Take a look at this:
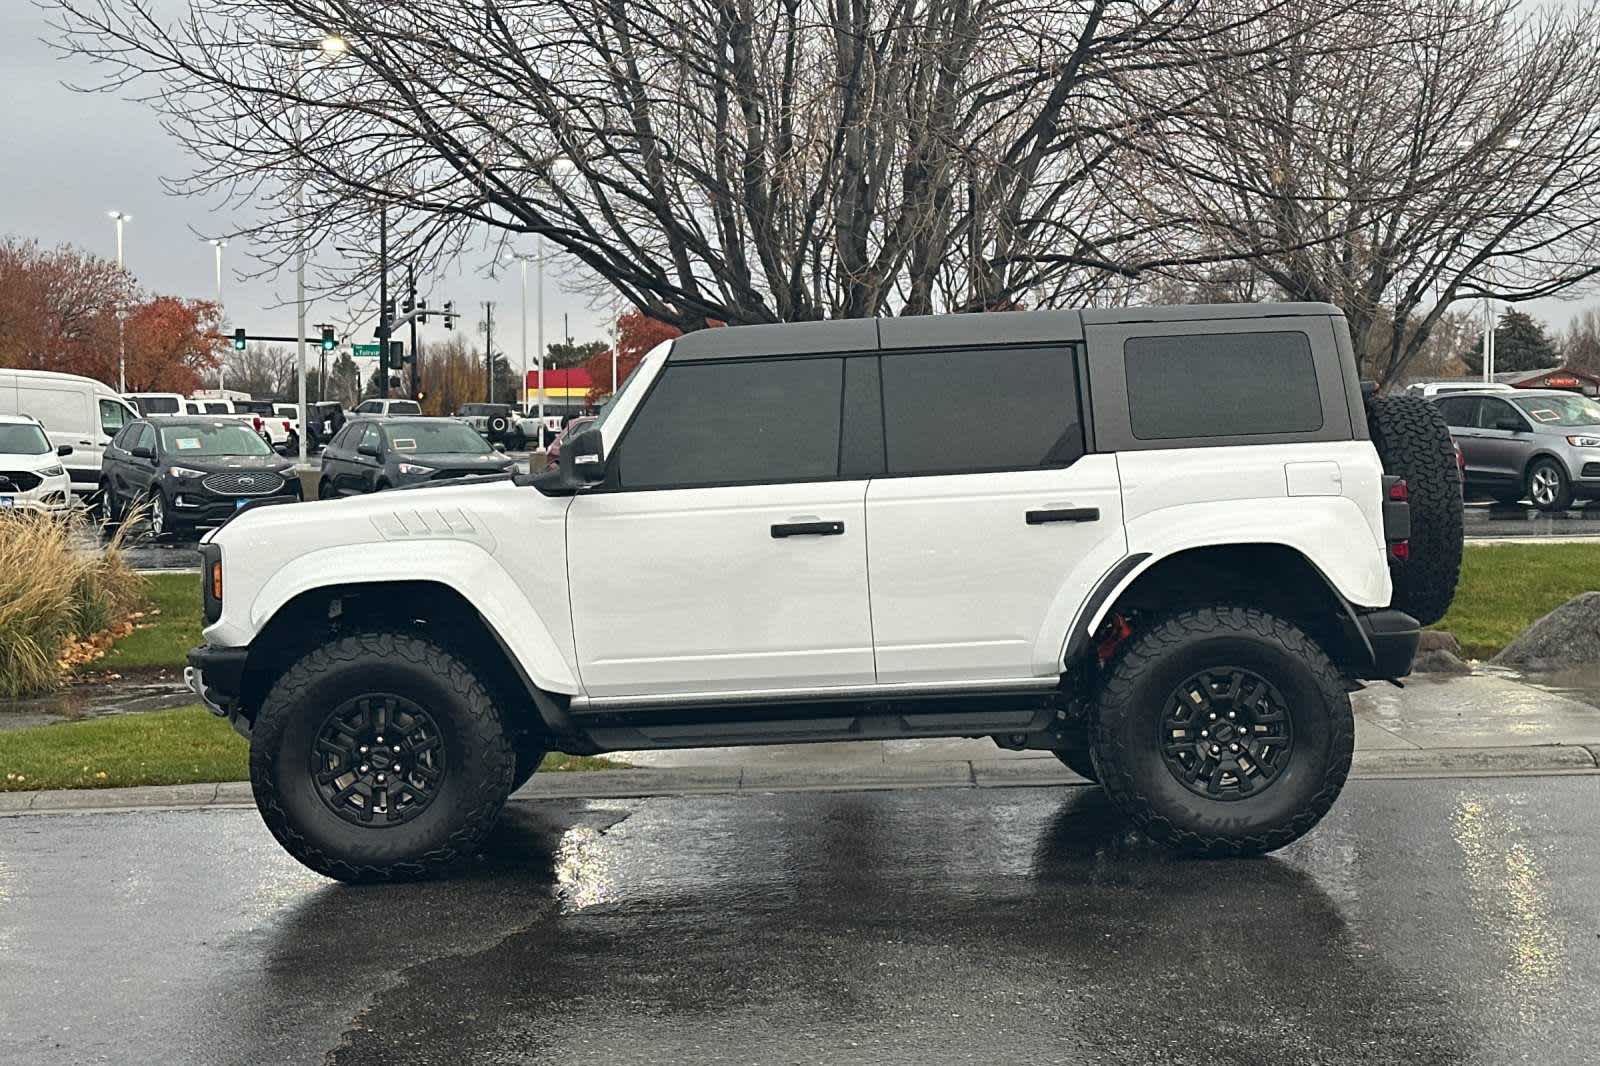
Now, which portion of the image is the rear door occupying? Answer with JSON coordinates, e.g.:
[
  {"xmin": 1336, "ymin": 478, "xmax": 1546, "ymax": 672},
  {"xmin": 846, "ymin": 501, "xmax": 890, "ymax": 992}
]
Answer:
[
  {"xmin": 1436, "ymin": 397, "xmax": 1487, "ymax": 486},
  {"xmin": 864, "ymin": 344, "xmax": 1125, "ymax": 684}
]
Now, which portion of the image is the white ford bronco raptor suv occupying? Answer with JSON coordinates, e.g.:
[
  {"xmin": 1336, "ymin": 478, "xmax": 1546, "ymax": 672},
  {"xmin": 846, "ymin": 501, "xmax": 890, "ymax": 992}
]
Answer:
[{"xmin": 186, "ymin": 304, "xmax": 1461, "ymax": 882}]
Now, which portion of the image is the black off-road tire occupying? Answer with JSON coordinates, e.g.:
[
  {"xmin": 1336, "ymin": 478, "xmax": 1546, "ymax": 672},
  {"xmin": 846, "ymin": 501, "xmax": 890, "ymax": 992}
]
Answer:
[
  {"xmin": 1089, "ymin": 607, "xmax": 1354, "ymax": 857},
  {"xmin": 1052, "ymin": 747, "xmax": 1099, "ymax": 783},
  {"xmin": 1364, "ymin": 395, "xmax": 1462, "ymax": 625},
  {"xmin": 249, "ymin": 631, "xmax": 516, "ymax": 883}
]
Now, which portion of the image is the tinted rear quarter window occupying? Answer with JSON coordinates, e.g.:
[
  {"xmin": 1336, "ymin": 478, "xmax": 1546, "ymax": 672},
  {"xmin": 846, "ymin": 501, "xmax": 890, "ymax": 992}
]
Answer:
[
  {"xmin": 880, "ymin": 347, "xmax": 1082, "ymax": 474},
  {"xmin": 618, "ymin": 358, "xmax": 843, "ymax": 489},
  {"xmin": 1124, "ymin": 331, "xmax": 1322, "ymax": 440}
]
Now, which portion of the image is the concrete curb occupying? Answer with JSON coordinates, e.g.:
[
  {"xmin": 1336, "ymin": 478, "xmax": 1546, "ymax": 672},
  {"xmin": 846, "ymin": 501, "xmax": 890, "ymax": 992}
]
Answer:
[{"xmin": 3, "ymin": 745, "xmax": 1597, "ymax": 816}]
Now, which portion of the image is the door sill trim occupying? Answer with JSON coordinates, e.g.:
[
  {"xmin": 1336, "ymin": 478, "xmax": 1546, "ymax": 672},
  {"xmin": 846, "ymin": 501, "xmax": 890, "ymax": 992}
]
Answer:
[{"xmin": 569, "ymin": 676, "xmax": 1058, "ymax": 713}]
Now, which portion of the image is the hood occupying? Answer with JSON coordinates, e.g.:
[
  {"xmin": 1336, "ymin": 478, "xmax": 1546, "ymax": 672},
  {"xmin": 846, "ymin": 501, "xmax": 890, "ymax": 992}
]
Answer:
[
  {"xmin": 165, "ymin": 453, "xmax": 290, "ymax": 474},
  {"xmin": 0, "ymin": 450, "xmax": 65, "ymax": 471},
  {"xmin": 395, "ymin": 452, "xmax": 512, "ymax": 468}
]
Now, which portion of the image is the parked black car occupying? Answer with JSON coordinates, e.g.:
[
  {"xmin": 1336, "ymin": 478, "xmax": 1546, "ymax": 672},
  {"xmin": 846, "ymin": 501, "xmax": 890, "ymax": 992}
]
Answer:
[
  {"xmin": 315, "ymin": 417, "xmax": 515, "ymax": 498},
  {"xmin": 100, "ymin": 418, "xmax": 300, "ymax": 537}
]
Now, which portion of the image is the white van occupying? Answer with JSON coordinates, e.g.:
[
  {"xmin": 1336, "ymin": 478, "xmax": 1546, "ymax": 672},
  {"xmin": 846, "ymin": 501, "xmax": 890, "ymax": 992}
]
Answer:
[{"xmin": 0, "ymin": 369, "xmax": 138, "ymax": 498}]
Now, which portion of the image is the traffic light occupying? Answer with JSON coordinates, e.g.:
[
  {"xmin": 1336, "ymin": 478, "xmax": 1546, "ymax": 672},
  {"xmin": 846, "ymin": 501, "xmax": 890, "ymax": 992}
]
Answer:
[
  {"xmin": 320, "ymin": 325, "xmax": 336, "ymax": 352},
  {"xmin": 389, "ymin": 340, "xmax": 405, "ymax": 366},
  {"xmin": 402, "ymin": 294, "xmax": 415, "ymax": 315},
  {"xmin": 232, "ymin": 328, "xmax": 247, "ymax": 351},
  {"xmin": 443, "ymin": 301, "xmax": 455, "ymax": 330},
  {"xmin": 382, "ymin": 299, "xmax": 395, "ymax": 323},
  {"xmin": 417, "ymin": 299, "xmax": 429, "ymax": 324}
]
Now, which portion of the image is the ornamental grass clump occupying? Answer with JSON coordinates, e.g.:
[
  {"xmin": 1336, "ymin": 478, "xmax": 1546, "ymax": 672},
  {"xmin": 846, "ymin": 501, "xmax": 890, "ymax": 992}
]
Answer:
[{"xmin": 0, "ymin": 510, "xmax": 144, "ymax": 699}]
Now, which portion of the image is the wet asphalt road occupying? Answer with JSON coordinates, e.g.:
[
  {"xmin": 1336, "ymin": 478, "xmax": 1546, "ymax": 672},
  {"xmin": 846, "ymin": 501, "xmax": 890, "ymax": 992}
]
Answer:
[{"xmin": 3, "ymin": 777, "xmax": 1600, "ymax": 1065}]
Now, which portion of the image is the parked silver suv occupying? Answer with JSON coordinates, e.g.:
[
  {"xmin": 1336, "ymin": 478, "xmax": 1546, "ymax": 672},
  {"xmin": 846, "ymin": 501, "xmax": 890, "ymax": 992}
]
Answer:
[{"xmin": 1433, "ymin": 389, "xmax": 1600, "ymax": 511}]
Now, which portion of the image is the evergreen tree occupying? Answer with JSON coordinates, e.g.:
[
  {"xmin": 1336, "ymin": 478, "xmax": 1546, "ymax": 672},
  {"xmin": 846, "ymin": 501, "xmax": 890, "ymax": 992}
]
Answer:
[{"xmin": 1461, "ymin": 309, "xmax": 1560, "ymax": 375}]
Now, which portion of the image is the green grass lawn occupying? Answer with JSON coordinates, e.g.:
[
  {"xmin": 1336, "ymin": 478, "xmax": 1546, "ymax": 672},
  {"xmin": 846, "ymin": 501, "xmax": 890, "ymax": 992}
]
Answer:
[
  {"xmin": 1435, "ymin": 543, "xmax": 1600, "ymax": 659},
  {"xmin": 91, "ymin": 572, "xmax": 199, "ymax": 674},
  {"xmin": 0, "ymin": 706, "xmax": 624, "ymax": 792}
]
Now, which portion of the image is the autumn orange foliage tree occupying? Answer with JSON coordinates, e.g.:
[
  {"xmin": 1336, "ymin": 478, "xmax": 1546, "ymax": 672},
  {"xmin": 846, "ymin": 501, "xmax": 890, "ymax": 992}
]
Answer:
[
  {"xmin": 584, "ymin": 311, "xmax": 682, "ymax": 405},
  {"xmin": 0, "ymin": 236, "xmax": 222, "ymax": 392}
]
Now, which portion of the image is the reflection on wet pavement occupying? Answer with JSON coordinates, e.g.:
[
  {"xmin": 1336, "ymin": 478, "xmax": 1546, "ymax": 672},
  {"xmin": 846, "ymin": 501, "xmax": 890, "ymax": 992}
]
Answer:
[{"xmin": 3, "ymin": 779, "xmax": 1600, "ymax": 1065}]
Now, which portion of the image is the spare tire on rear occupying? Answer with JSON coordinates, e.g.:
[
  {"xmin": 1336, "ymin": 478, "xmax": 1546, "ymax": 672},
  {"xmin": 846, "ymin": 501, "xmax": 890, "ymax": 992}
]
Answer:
[{"xmin": 1365, "ymin": 395, "xmax": 1462, "ymax": 626}]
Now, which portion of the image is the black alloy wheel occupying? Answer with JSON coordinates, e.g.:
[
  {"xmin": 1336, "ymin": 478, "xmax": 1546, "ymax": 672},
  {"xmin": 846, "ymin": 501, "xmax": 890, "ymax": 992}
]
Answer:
[
  {"xmin": 1158, "ymin": 667, "xmax": 1293, "ymax": 800},
  {"xmin": 310, "ymin": 695, "xmax": 447, "ymax": 827}
]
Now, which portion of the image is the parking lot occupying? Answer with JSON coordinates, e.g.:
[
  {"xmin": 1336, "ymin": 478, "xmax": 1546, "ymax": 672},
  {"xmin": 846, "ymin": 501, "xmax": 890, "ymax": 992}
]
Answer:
[{"xmin": 3, "ymin": 776, "xmax": 1599, "ymax": 1065}]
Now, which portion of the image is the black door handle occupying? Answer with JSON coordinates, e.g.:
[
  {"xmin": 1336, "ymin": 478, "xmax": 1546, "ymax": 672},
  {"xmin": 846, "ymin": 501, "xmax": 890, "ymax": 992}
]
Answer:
[
  {"xmin": 1026, "ymin": 507, "xmax": 1100, "ymax": 525},
  {"xmin": 772, "ymin": 521, "xmax": 845, "ymax": 538}
]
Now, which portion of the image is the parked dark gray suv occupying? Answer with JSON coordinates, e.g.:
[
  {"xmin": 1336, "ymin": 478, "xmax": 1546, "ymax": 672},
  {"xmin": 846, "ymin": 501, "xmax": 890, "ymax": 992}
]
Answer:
[
  {"xmin": 1432, "ymin": 389, "xmax": 1600, "ymax": 511},
  {"xmin": 100, "ymin": 418, "xmax": 299, "ymax": 537},
  {"xmin": 315, "ymin": 417, "xmax": 515, "ymax": 498}
]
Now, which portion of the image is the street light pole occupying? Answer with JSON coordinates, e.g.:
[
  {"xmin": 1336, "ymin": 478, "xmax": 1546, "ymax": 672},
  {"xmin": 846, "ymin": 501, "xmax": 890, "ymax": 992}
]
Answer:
[
  {"xmin": 536, "ymin": 236, "xmax": 545, "ymax": 445},
  {"xmin": 210, "ymin": 239, "xmax": 226, "ymax": 391},
  {"xmin": 108, "ymin": 211, "xmax": 130, "ymax": 392}
]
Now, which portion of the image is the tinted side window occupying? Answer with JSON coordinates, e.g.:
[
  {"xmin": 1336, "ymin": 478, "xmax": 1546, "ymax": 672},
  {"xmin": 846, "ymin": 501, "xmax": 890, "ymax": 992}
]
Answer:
[
  {"xmin": 361, "ymin": 424, "xmax": 383, "ymax": 452},
  {"xmin": 618, "ymin": 358, "xmax": 843, "ymax": 489},
  {"xmin": 1435, "ymin": 397, "xmax": 1478, "ymax": 428},
  {"xmin": 1477, "ymin": 398, "xmax": 1525, "ymax": 431},
  {"xmin": 135, "ymin": 424, "xmax": 155, "ymax": 451},
  {"xmin": 881, "ymin": 347, "xmax": 1082, "ymax": 475},
  {"xmin": 1124, "ymin": 332, "xmax": 1322, "ymax": 440}
]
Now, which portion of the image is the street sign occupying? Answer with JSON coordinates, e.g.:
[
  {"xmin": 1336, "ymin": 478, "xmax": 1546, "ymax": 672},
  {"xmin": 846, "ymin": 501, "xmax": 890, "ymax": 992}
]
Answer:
[{"xmin": 351, "ymin": 343, "xmax": 381, "ymax": 357}]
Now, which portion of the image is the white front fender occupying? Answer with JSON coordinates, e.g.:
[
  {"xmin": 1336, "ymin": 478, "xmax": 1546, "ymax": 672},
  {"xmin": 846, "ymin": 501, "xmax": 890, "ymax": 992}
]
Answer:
[{"xmin": 213, "ymin": 540, "xmax": 581, "ymax": 695}]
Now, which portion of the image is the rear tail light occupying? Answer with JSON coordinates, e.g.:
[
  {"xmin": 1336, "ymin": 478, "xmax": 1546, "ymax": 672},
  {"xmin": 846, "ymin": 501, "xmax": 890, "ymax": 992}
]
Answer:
[
  {"xmin": 1387, "ymin": 478, "xmax": 1408, "ymax": 501},
  {"xmin": 1389, "ymin": 540, "xmax": 1410, "ymax": 562},
  {"xmin": 252, "ymin": 416, "xmax": 264, "ymax": 432},
  {"xmin": 282, "ymin": 420, "xmax": 291, "ymax": 432}
]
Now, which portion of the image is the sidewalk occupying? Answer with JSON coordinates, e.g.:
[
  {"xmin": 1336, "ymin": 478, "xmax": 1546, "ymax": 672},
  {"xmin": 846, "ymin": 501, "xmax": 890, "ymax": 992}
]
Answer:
[{"xmin": 3, "ymin": 671, "xmax": 1599, "ymax": 815}]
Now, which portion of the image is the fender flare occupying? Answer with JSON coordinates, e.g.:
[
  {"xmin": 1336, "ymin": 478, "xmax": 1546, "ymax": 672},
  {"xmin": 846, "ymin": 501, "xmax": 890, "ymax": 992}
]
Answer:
[{"xmin": 249, "ymin": 540, "xmax": 580, "ymax": 694}]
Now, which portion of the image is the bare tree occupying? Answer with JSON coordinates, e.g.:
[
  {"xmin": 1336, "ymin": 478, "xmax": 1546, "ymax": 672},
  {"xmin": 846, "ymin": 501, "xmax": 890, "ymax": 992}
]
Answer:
[
  {"xmin": 51, "ymin": 0, "xmax": 1375, "ymax": 330},
  {"xmin": 1121, "ymin": 0, "xmax": 1600, "ymax": 385},
  {"xmin": 201, "ymin": 342, "xmax": 295, "ymax": 398}
]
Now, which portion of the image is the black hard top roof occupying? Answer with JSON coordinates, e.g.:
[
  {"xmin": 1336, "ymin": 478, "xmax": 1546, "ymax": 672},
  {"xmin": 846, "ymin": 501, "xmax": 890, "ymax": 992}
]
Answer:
[{"xmin": 668, "ymin": 303, "xmax": 1344, "ymax": 362}]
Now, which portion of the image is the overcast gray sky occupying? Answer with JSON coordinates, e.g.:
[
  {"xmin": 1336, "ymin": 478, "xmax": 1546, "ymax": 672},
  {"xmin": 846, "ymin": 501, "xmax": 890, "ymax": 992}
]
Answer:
[
  {"xmin": 0, "ymin": 3, "xmax": 616, "ymax": 368},
  {"xmin": 2, "ymin": 2, "xmax": 1593, "ymax": 364}
]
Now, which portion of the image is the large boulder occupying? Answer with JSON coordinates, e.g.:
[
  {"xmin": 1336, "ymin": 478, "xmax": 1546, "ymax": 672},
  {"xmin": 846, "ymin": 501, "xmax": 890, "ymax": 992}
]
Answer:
[{"xmin": 1491, "ymin": 592, "xmax": 1600, "ymax": 671}]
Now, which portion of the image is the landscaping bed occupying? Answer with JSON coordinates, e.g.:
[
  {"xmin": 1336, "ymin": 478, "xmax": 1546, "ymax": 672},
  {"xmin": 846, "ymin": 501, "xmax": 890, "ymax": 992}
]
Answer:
[{"xmin": 1434, "ymin": 543, "xmax": 1600, "ymax": 660}]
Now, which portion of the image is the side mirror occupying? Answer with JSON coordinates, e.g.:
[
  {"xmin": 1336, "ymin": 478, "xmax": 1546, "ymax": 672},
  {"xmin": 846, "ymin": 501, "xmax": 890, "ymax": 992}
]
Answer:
[
  {"xmin": 357, "ymin": 443, "xmax": 381, "ymax": 459},
  {"xmin": 493, "ymin": 443, "xmax": 507, "ymax": 453},
  {"xmin": 56, "ymin": 444, "xmax": 73, "ymax": 457},
  {"xmin": 131, "ymin": 444, "xmax": 154, "ymax": 460},
  {"xmin": 558, "ymin": 426, "xmax": 607, "ymax": 486}
]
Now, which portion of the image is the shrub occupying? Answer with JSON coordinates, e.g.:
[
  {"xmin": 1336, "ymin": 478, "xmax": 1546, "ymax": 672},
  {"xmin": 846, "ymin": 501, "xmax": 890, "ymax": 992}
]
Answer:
[{"xmin": 0, "ymin": 510, "xmax": 144, "ymax": 699}]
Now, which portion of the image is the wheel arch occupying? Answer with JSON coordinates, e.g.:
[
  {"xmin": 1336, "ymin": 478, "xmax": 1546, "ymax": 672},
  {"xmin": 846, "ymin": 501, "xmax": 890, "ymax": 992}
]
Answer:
[
  {"xmin": 1068, "ymin": 543, "xmax": 1375, "ymax": 678},
  {"xmin": 237, "ymin": 579, "xmax": 584, "ymax": 748},
  {"xmin": 1522, "ymin": 449, "xmax": 1570, "ymax": 480}
]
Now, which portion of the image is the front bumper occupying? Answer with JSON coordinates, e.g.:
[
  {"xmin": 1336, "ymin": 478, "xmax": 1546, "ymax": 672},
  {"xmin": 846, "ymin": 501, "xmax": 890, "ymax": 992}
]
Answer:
[
  {"xmin": 168, "ymin": 483, "xmax": 299, "ymax": 528},
  {"xmin": 185, "ymin": 644, "xmax": 251, "ymax": 738}
]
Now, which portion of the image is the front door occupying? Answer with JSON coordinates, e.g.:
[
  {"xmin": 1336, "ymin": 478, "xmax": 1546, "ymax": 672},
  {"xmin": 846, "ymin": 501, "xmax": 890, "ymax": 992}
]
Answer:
[
  {"xmin": 1472, "ymin": 396, "xmax": 1535, "ymax": 490},
  {"xmin": 863, "ymin": 344, "xmax": 1125, "ymax": 684},
  {"xmin": 566, "ymin": 355, "xmax": 874, "ymax": 699}
]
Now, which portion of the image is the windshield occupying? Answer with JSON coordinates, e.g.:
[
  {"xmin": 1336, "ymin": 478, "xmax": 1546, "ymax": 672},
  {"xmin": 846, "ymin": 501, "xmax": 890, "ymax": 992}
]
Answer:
[
  {"xmin": 1511, "ymin": 394, "xmax": 1600, "ymax": 427},
  {"xmin": 591, "ymin": 339, "xmax": 671, "ymax": 436},
  {"xmin": 158, "ymin": 423, "xmax": 275, "ymax": 457},
  {"xmin": 383, "ymin": 421, "xmax": 493, "ymax": 454},
  {"xmin": 388, "ymin": 401, "xmax": 422, "ymax": 415},
  {"xmin": 0, "ymin": 423, "xmax": 51, "ymax": 455}
]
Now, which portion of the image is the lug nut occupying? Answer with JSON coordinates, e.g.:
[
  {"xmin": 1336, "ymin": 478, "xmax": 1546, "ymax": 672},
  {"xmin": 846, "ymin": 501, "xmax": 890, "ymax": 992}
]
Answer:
[
  {"xmin": 359, "ymin": 764, "xmax": 369, "ymax": 773},
  {"xmin": 393, "ymin": 746, "xmax": 402, "ymax": 753},
  {"xmin": 375, "ymin": 736, "xmax": 384, "ymax": 744},
  {"xmin": 359, "ymin": 745, "xmax": 368, "ymax": 754},
  {"xmin": 1201, "ymin": 729, "xmax": 1209, "ymax": 738},
  {"xmin": 1210, "ymin": 745, "xmax": 1221, "ymax": 755},
  {"xmin": 1229, "ymin": 743, "xmax": 1239, "ymax": 752},
  {"xmin": 377, "ymin": 774, "xmax": 385, "ymax": 783},
  {"xmin": 1208, "ymin": 712, "xmax": 1217, "ymax": 720},
  {"xmin": 1227, "ymin": 711, "xmax": 1236, "ymax": 720}
]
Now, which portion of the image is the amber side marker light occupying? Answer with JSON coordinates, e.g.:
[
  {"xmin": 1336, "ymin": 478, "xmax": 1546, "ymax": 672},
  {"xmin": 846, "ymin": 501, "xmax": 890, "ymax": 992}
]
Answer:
[{"xmin": 210, "ymin": 560, "xmax": 223, "ymax": 601}]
